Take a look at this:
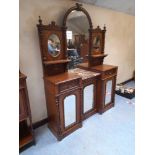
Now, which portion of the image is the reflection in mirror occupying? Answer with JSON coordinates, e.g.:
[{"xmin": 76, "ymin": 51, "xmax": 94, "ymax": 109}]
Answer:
[
  {"xmin": 64, "ymin": 95, "xmax": 76, "ymax": 127},
  {"xmin": 66, "ymin": 11, "xmax": 90, "ymax": 69},
  {"xmin": 105, "ymin": 80, "xmax": 112, "ymax": 105},
  {"xmin": 93, "ymin": 36, "xmax": 101, "ymax": 54},
  {"xmin": 47, "ymin": 34, "xmax": 60, "ymax": 57},
  {"xmin": 84, "ymin": 84, "xmax": 94, "ymax": 113}
]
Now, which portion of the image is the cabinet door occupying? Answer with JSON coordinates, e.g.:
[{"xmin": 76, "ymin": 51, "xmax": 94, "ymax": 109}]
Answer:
[
  {"xmin": 83, "ymin": 84, "xmax": 94, "ymax": 113},
  {"xmin": 64, "ymin": 95, "xmax": 76, "ymax": 127},
  {"xmin": 19, "ymin": 88, "xmax": 28, "ymax": 121},
  {"xmin": 103, "ymin": 76, "xmax": 116, "ymax": 106},
  {"xmin": 59, "ymin": 89, "xmax": 81, "ymax": 131}
]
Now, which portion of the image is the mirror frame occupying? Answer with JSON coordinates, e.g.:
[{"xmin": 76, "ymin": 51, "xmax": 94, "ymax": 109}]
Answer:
[
  {"xmin": 37, "ymin": 20, "xmax": 67, "ymax": 61},
  {"xmin": 37, "ymin": 3, "xmax": 108, "ymax": 77},
  {"xmin": 62, "ymin": 3, "xmax": 93, "ymax": 62}
]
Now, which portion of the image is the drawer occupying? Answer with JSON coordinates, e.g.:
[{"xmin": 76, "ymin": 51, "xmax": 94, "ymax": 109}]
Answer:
[
  {"xmin": 102, "ymin": 68, "xmax": 117, "ymax": 79},
  {"xmin": 82, "ymin": 75, "xmax": 98, "ymax": 85},
  {"xmin": 58, "ymin": 79, "xmax": 81, "ymax": 93}
]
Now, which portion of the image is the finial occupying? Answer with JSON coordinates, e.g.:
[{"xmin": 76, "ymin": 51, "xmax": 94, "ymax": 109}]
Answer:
[
  {"xmin": 51, "ymin": 21, "xmax": 55, "ymax": 26},
  {"xmin": 104, "ymin": 24, "xmax": 106, "ymax": 31},
  {"xmin": 76, "ymin": 3, "xmax": 82, "ymax": 9},
  {"xmin": 38, "ymin": 16, "xmax": 42, "ymax": 25}
]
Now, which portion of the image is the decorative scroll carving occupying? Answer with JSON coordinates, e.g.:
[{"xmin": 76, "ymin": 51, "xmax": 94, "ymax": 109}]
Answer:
[
  {"xmin": 63, "ymin": 3, "xmax": 93, "ymax": 29},
  {"xmin": 103, "ymin": 24, "xmax": 106, "ymax": 31},
  {"xmin": 94, "ymin": 26, "xmax": 101, "ymax": 31},
  {"xmin": 55, "ymin": 97, "xmax": 62, "ymax": 135},
  {"xmin": 75, "ymin": 3, "xmax": 83, "ymax": 11},
  {"xmin": 38, "ymin": 16, "xmax": 42, "ymax": 25},
  {"xmin": 104, "ymin": 69, "xmax": 117, "ymax": 77},
  {"xmin": 59, "ymin": 79, "xmax": 79, "ymax": 93}
]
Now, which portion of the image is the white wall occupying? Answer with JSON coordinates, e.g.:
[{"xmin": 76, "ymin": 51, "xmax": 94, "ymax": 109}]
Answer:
[{"xmin": 19, "ymin": 0, "xmax": 135, "ymax": 123}]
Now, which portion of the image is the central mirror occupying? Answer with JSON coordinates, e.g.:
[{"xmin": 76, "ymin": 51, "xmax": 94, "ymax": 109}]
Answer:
[{"xmin": 66, "ymin": 10, "xmax": 90, "ymax": 69}]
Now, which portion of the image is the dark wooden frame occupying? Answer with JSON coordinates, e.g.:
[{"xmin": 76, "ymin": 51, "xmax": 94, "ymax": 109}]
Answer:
[
  {"xmin": 89, "ymin": 25, "xmax": 108, "ymax": 66},
  {"xmin": 62, "ymin": 3, "xmax": 108, "ymax": 67},
  {"xmin": 37, "ymin": 3, "xmax": 109, "ymax": 75},
  {"xmin": 62, "ymin": 3, "xmax": 93, "ymax": 65},
  {"xmin": 36, "ymin": 3, "xmax": 118, "ymax": 141},
  {"xmin": 37, "ymin": 20, "xmax": 67, "ymax": 61},
  {"xmin": 19, "ymin": 88, "xmax": 28, "ymax": 121},
  {"xmin": 19, "ymin": 73, "xmax": 35, "ymax": 151},
  {"xmin": 59, "ymin": 88, "xmax": 82, "ymax": 139},
  {"xmin": 99, "ymin": 75, "xmax": 117, "ymax": 113},
  {"xmin": 77, "ymin": 63, "xmax": 118, "ymax": 114},
  {"xmin": 63, "ymin": 3, "xmax": 93, "ymax": 29},
  {"xmin": 91, "ymin": 25, "xmax": 106, "ymax": 54},
  {"xmin": 37, "ymin": 19, "xmax": 70, "ymax": 76},
  {"xmin": 44, "ymin": 73, "xmax": 82, "ymax": 141}
]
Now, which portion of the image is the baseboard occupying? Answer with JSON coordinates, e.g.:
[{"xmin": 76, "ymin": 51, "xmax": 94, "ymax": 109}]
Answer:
[
  {"xmin": 119, "ymin": 77, "xmax": 134, "ymax": 85},
  {"xmin": 32, "ymin": 117, "xmax": 48, "ymax": 129}
]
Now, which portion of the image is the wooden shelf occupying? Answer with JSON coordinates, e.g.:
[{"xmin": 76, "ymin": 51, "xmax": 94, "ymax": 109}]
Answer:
[
  {"xmin": 43, "ymin": 59, "xmax": 71, "ymax": 66},
  {"xmin": 19, "ymin": 133, "xmax": 33, "ymax": 149},
  {"xmin": 19, "ymin": 116, "xmax": 28, "ymax": 122},
  {"xmin": 19, "ymin": 121, "xmax": 34, "ymax": 149},
  {"xmin": 91, "ymin": 54, "xmax": 108, "ymax": 58}
]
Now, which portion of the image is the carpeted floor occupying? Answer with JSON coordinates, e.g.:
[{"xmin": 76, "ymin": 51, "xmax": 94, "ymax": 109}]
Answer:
[{"xmin": 20, "ymin": 81, "xmax": 135, "ymax": 155}]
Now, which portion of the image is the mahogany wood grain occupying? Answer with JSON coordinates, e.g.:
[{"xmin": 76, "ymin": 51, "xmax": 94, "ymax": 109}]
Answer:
[
  {"xmin": 78, "ymin": 63, "xmax": 118, "ymax": 113},
  {"xmin": 36, "ymin": 3, "xmax": 118, "ymax": 141},
  {"xmin": 44, "ymin": 72, "xmax": 82, "ymax": 140},
  {"xmin": 19, "ymin": 72, "xmax": 35, "ymax": 150}
]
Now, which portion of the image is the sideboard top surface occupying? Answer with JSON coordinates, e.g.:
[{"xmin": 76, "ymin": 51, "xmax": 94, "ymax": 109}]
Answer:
[
  {"xmin": 78, "ymin": 63, "xmax": 118, "ymax": 72},
  {"xmin": 69, "ymin": 68, "xmax": 100, "ymax": 80},
  {"xmin": 44, "ymin": 72, "xmax": 81, "ymax": 84},
  {"xmin": 44, "ymin": 67, "xmax": 101, "ymax": 84}
]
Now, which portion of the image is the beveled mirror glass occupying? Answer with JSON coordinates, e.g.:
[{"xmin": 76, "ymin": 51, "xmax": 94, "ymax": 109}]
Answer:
[
  {"xmin": 66, "ymin": 11, "xmax": 90, "ymax": 68},
  {"xmin": 105, "ymin": 80, "xmax": 112, "ymax": 105},
  {"xmin": 84, "ymin": 84, "xmax": 94, "ymax": 113},
  {"xmin": 64, "ymin": 95, "xmax": 76, "ymax": 127},
  {"xmin": 93, "ymin": 36, "xmax": 101, "ymax": 54},
  {"xmin": 47, "ymin": 34, "xmax": 61, "ymax": 57}
]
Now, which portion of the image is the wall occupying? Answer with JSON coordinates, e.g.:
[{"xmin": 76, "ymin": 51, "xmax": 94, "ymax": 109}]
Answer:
[{"xmin": 19, "ymin": 0, "xmax": 135, "ymax": 123}]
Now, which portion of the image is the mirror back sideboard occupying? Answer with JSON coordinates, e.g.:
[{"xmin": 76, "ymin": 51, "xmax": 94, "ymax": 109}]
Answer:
[{"xmin": 36, "ymin": 3, "xmax": 118, "ymax": 141}]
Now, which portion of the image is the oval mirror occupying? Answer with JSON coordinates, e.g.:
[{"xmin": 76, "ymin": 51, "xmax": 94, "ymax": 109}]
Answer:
[
  {"xmin": 47, "ymin": 34, "xmax": 61, "ymax": 57},
  {"xmin": 66, "ymin": 10, "xmax": 90, "ymax": 68},
  {"xmin": 93, "ymin": 36, "xmax": 101, "ymax": 54}
]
